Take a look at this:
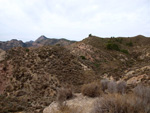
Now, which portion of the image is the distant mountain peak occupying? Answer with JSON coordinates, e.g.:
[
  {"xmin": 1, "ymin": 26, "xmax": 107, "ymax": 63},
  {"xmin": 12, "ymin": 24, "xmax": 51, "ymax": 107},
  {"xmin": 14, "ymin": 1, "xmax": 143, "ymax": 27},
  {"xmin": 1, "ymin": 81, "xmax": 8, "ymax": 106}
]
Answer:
[
  {"xmin": 35, "ymin": 35, "xmax": 48, "ymax": 43},
  {"xmin": 40, "ymin": 35, "xmax": 47, "ymax": 39}
]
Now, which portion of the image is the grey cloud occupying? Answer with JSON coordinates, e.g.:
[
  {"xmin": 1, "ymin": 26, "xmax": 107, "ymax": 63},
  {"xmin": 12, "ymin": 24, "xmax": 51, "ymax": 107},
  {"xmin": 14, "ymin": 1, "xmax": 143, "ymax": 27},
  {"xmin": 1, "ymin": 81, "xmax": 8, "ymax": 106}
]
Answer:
[{"xmin": 0, "ymin": 0, "xmax": 149, "ymax": 41}]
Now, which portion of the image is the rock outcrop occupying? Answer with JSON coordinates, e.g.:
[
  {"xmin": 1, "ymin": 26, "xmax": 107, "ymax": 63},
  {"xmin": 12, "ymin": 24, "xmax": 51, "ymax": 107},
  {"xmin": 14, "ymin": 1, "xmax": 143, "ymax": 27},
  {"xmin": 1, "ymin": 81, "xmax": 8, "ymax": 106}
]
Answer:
[{"xmin": 43, "ymin": 93, "xmax": 98, "ymax": 113}]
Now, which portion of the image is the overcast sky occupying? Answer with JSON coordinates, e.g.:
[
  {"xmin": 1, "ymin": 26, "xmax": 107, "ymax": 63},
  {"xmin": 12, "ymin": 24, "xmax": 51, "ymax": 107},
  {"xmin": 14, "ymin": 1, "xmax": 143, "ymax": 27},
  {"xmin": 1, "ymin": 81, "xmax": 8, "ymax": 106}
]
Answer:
[{"xmin": 0, "ymin": 0, "xmax": 149, "ymax": 42}]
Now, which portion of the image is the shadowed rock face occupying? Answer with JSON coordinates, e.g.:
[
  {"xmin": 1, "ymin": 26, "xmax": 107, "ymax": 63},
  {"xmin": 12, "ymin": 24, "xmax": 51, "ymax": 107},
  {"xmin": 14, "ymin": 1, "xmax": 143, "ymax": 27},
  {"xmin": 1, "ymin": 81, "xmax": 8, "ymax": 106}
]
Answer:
[{"xmin": 0, "ymin": 35, "xmax": 76, "ymax": 50}]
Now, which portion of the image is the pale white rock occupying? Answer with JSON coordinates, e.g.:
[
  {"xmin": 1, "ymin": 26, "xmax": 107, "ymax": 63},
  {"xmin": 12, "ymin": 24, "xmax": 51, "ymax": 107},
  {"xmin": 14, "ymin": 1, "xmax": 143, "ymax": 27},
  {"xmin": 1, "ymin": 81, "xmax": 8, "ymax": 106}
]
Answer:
[
  {"xmin": 127, "ymin": 74, "xmax": 147, "ymax": 85},
  {"xmin": 0, "ymin": 49, "xmax": 6, "ymax": 61},
  {"xmin": 125, "ymin": 70, "xmax": 135, "ymax": 76},
  {"xmin": 43, "ymin": 93, "xmax": 98, "ymax": 113}
]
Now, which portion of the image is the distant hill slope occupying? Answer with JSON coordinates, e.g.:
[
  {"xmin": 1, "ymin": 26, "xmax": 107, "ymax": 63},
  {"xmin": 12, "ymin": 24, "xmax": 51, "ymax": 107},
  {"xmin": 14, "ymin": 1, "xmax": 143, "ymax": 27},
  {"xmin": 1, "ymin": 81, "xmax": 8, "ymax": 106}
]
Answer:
[
  {"xmin": 69, "ymin": 34, "xmax": 150, "ymax": 81},
  {"xmin": 0, "ymin": 35, "xmax": 76, "ymax": 50},
  {"xmin": 0, "ymin": 39, "xmax": 26, "ymax": 50}
]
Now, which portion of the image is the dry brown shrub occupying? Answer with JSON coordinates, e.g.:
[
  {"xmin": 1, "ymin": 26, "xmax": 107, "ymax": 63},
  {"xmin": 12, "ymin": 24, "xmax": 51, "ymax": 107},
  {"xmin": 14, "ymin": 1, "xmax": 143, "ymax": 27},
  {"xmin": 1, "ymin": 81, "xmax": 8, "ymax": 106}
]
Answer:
[
  {"xmin": 100, "ymin": 79, "xmax": 109, "ymax": 92},
  {"xmin": 134, "ymin": 85, "xmax": 150, "ymax": 104},
  {"xmin": 91, "ymin": 93, "xmax": 150, "ymax": 113},
  {"xmin": 91, "ymin": 94, "xmax": 128, "ymax": 113},
  {"xmin": 117, "ymin": 80, "xmax": 127, "ymax": 94},
  {"xmin": 81, "ymin": 82, "xmax": 102, "ymax": 97},
  {"xmin": 56, "ymin": 87, "xmax": 73, "ymax": 107},
  {"xmin": 107, "ymin": 80, "xmax": 117, "ymax": 93},
  {"xmin": 127, "ymin": 93, "xmax": 150, "ymax": 113}
]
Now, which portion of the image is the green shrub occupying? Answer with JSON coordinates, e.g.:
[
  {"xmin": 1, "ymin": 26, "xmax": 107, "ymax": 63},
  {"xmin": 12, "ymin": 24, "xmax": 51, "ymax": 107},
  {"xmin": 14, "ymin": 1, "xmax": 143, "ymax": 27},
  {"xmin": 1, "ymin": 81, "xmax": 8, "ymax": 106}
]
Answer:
[
  {"xmin": 89, "ymin": 34, "xmax": 92, "ymax": 37},
  {"xmin": 94, "ymin": 63, "xmax": 100, "ymax": 68},
  {"xmin": 120, "ymin": 49, "xmax": 129, "ymax": 54},
  {"xmin": 111, "ymin": 36, "xmax": 115, "ymax": 38},
  {"xmin": 115, "ymin": 38, "xmax": 123, "ymax": 43},
  {"xmin": 25, "ymin": 48, "xmax": 29, "ymax": 52},
  {"xmin": 80, "ymin": 56, "xmax": 86, "ymax": 60},
  {"xmin": 126, "ymin": 42, "xmax": 133, "ymax": 47},
  {"xmin": 106, "ymin": 43, "xmax": 120, "ymax": 51}
]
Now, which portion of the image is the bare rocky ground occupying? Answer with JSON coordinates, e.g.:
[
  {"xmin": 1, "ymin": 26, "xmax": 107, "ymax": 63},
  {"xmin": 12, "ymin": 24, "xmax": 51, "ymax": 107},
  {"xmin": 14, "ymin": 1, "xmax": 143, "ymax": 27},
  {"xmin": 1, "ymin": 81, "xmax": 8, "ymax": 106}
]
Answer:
[{"xmin": 0, "ymin": 35, "xmax": 150, "ymax": 112}]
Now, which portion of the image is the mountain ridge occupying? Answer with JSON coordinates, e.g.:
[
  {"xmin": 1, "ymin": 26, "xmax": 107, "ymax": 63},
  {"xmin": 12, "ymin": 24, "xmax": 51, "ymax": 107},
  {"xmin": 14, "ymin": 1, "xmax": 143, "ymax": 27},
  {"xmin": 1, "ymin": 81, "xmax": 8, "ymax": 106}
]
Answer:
[{"xmin": 0, "ymin": 35, "xmax": 76, "ymax": 50}]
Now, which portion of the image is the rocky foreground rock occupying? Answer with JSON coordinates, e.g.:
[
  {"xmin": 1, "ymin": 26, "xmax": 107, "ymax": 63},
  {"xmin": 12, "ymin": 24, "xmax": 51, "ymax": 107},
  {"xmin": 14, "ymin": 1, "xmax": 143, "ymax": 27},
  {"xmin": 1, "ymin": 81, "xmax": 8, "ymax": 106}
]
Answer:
[{"xmin": 43, "ymin": 93, "xmax": 98, "ymax": 113}]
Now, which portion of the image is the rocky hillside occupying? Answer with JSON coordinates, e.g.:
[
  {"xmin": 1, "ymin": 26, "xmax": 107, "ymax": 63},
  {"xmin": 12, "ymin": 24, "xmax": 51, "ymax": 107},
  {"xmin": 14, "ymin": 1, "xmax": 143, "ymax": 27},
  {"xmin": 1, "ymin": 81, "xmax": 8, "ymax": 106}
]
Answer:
[
  {"xmin": 0, "ymin": 35, "xmax": 75, "ymax": 50},
  {"xmin": 0, "ymin": 35, "xmax": 150, "ymax": 112},
  {"xmin": 69, "ymin": 35, "xmax": 150, "ymax": 84},
  {"xmin": 0, "ymin": 46, "xmax": 95, "ymax": 112}
]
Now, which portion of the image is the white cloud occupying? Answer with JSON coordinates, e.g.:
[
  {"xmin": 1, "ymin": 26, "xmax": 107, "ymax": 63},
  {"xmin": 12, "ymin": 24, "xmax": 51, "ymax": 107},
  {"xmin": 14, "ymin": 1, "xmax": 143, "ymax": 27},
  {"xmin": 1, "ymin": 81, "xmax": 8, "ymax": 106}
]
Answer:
[{"xmin": 0, "ymin": 0, "xmax": 149, "ymax": 41}]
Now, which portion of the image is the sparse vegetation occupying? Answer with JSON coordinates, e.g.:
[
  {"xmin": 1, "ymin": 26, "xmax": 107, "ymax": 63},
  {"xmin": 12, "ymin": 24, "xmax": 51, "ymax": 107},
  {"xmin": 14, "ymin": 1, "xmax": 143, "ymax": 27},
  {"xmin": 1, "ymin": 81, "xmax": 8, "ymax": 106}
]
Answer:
[
  {"xmin": 106, "ymin": 43, "xmax": 120, "ymax": 51},
  {"xmin": 81, "ymin": 82, "xmax": 102, "ymax": 97}
]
